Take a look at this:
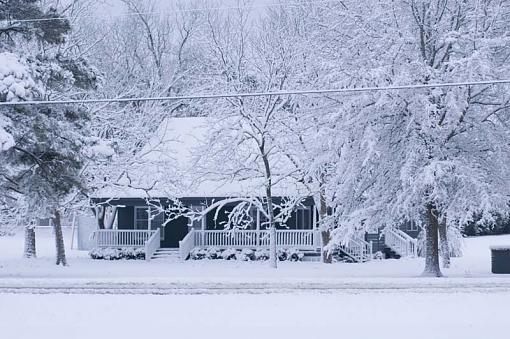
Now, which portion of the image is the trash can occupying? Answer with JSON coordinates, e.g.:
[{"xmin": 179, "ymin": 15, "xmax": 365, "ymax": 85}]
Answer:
[{"xmin": 491, "ymin": 246, "xmax": 510, "ymax": 274}]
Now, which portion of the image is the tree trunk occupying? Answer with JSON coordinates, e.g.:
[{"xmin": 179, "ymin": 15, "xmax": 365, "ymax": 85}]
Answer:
[
  {"xmin": 266, "ymin": 182, "xmax": 277, "ymax": 269},
  {"xmin": 24, "ymin": 225, "xmax": 36, "ymax": 258},
  {"xmin": 320, "ymin": 193, "xmax": 332, "ymax": 263},
  {"xmin": 438, "ymin": 219, "xmax": 450, "ymax": 268},
  {"xmin": 94, "ymin": 205, "xmax": 106, "ymax": 229},
  {"xmin": 105, "ymin": 206, "xmax": 118, "ymax": 229},
  {"xmin": 52, "ymin": 208, "xmax": 67, "ymax": 266},
  {"xmin": 321, "ymin": 230, "xmax": 332, "ymax": 263},
  {"xmin": 422, "ymin": 203, "xmax": 442, "ymax": 277},
  {"xmin": 261, "ymin": 146, "xmax": 277, "ymax": 269}
]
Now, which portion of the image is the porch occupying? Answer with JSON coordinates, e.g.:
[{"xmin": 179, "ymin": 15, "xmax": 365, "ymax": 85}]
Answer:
[
  {"xmin": 90, "ymin": 228, "xmax": 379, "ymax": 262},
  {"xmin": 91, "ymin": 228, "xmax": 323, "ymax": 261}
]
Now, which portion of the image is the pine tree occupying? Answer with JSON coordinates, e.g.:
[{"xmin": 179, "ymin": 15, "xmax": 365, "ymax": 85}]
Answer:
[{"xmin": 0, "ymin": 0, "xmax": 98, "ymax": 264}]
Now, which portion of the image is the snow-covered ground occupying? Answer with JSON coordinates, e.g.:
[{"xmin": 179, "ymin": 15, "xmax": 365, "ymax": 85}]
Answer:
[
  {"xmin": 1, "ymin": 228, "xmax": 510, "ymax": 339},
  {"xmin": 0, "ymin": 291, "xmax": 508, "ymax": 339},
  {"xmin": 1, "ymin": 227, "xmax": 509, "ymax": 288}
]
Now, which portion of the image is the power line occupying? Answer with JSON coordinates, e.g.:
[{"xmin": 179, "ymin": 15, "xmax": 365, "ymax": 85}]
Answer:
[
  {"xmin": 1, "ymin": 79, "xmax": 509, "ymax": 107},
  {"xmin": 0, "ymin": 0, "xmax": 337, "ymax": 24}
]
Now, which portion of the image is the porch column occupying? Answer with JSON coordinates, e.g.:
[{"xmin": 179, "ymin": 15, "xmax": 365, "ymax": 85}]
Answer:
[
  {"xmin": 313, "ymin": 205, "xmax": 318, "ymax": 229},
  {"xmin": 256, "ymin": 209, "xmax": 261, "ymax": 247},
  {"xmin": 201, "ymin": 206, "xmax": 206, "ymax": 247},
  {"xmin": 148, "ymin": 207, "xmax": 152, "ymax": 231},
  {"xmin": 313, "ymin": 206, "xmax": 320, "ymax": 249}
]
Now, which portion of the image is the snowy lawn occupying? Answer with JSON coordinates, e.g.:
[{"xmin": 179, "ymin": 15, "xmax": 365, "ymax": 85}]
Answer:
[
  {"xmin": 1, "ymin": 227, "xmax": 510, "ymax": 289},
  {"xmin": 1, "ymin": 228, "xmax": 510, "ymax": 339},
  {"xmin": 1, "ymin": 291, "xmax": 509, "ymax": 339}
]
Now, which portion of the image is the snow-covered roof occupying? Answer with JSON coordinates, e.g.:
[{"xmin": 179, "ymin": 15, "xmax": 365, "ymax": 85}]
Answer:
[{"xmin": 96, "ymin": 117, "xmax": 309, "ymax": 199}]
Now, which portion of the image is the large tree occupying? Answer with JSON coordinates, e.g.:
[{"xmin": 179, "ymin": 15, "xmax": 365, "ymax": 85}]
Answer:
[
  {"xmin": 308, "ymin": 0, "xmax": 510, "ymax": 276},
  {"xmin": 0, "ymin": 0, "xmax": 98, "ymax": 264}
]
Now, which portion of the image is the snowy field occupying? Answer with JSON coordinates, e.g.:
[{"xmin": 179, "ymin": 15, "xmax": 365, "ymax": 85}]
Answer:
[
  {"xmin": 1, "ymin": 227, "xmax": 510, "ymax": 287},
  {"xmin": 1, "ymin": 291, "xmax": 510, "ymax": 339},
  {"xmin": 1, "ymin": 228, "xmax": 510, "ymax": 339}
]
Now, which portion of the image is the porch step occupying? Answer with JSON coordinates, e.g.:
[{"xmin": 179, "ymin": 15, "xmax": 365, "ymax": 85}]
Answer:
[{"xmin": 151, "ymin": 248, "xmax": 180, "ymax": 260}]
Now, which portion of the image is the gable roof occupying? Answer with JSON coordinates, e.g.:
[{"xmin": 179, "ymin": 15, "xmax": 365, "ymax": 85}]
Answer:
[{"xmin": 95, "ymin": 117, "xmax": 309, "ymax": 199}]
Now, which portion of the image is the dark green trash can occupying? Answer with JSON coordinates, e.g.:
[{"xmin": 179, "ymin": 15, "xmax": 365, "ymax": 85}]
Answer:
[{"xmin": 491, "ymin": 246, "xmax": 510, "ymax": 274}]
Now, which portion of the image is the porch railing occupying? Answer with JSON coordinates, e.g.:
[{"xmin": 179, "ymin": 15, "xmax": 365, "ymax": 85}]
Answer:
[
  {"xmin": 191, "ymin": 229, "xmax": 320, "ymax": 250},
  {"xmin": 384, "ymin": 228, "xmax": 418, "ymax": 257},
  {"xmin": 179, "ymin": 229, "xmax": 195, "ymax": 261},
  {"xmin": 144, "ymin": 229, "xmax": 161, "ymax": 261},
  {"xmin": 92, "ymin": 229, "xmax": 157, "ymax": 248},
  {"xmin": 338, "ymin": 236, "xmax": 372, "ymax": 262}
]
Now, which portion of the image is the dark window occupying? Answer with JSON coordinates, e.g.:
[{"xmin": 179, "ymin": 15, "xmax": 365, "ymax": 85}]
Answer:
[
  {"xmin": 134, "ymin": 207, "xmax": 149, "ymax": 230},
  {"xmin": 406, "ymin": 221, "xmax": 419, "ymax": 232}
]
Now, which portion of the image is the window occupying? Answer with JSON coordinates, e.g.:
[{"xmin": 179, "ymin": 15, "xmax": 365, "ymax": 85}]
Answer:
[
  {"xmin": 134, "ymin": 207, "xmax": 149, "ymax": 230},
  {"xmin": 296, "ymin": 206, "xmax": 312, "ymax": 230},
  {"xmin": 276, "ymin": 206, "xmax": 312, "ymax": 230},
  {"xmin": 406, "ymin": 221, "xmax": 419, "ymax": 232},
  {"xmin": 188, "ymin": 205, "xmax": 204, "ymax": 231}
]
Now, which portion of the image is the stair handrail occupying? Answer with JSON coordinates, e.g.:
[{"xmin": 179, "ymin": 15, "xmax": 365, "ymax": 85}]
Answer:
[
  {"xmin": 340, "ymin": 235, "xmax": 372, "ymax": 262},
  {"xmin": 179, "ymin": 229, "xmax": 195, "ymax": 261},
  {"xmin": 144, "ymin": 229, "xmax": 161, "ymax": 261},
  {"xmin": 384, "ymin": 228, "xmax": 417, "ymax": 257},
  {"xmin": 394, "ymin": 229, "xmax": 418, "ymax": 257}
]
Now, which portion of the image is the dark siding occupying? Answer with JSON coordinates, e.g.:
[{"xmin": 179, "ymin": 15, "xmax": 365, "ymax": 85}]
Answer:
[
  {"xmin": 366, "ymin": 231, "xmax": 385, "ymax": 253},
  {"xmin": 118, "ymin": 206, "xmax": 134, "ymax": 229},
  {"xmin": 93, "ymin": 196, "xmax": 315, "ymax": 231}
]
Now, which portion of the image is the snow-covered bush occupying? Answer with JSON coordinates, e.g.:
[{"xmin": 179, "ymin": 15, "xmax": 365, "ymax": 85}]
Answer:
[
  {"xmin": 89, "ymin": 247, "xmax": 145, "ymax": 260},
  {"xmin": 254, "ymin": 249, "xmax": 270, "ymax": 261},
  {"xmin": 236, "ymin": 248, "xmax": 255, "ymax": 261},
  {"xmin": 190, "ymin": 248, "xmax": 207, "ymax": 260},
  {"xmin": 206, "ymin": 247, "xmax": 221, "ymax": 260},
  {"xmin": 277, "ymin": 248, "xmax": 288, "ymax": 261},
  {"xmin": 287, "ymin": 248, "xmax": 304, "ymax": 262},
  {"xmin": 220, "ymin": 248, "xmax": 238, "ymax": 260},
  {"xmin": 122, "ymin": 247, "xmax": 145, "ymax": 260},
  {"xmin": 185, "ymin": 247, "xmax": 304, "ymax": 261},
  {"xmin": 374, "ymin": 251, "xmax": 384, "ymax": 260}
]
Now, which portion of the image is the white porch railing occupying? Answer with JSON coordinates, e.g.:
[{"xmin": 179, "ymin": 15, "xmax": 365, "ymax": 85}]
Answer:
[
  {"xmin": 384, "ymin": 228, "xmax": 418, "ymax": 257},
  {"xmin": 179, "ymin": 229, "xmax": 195, "ymax": 261},
  {"xmin": 92, "ymin": 230, "xmax": 157, "ymax": 248},
  {"xmin": 338, "ymin": 236, "xmax": 372, "ymax": 262},
  {"xmin": 191, "ymin": 229, "xmax": 320, "ymax": 250},
  {"xmin": 144, "ymin": 229, "xmax": 161, "ymax": 261}
]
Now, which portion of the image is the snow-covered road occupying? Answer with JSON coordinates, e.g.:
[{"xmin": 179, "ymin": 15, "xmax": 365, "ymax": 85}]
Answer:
[
  {"xmin": 1, "ymin": 278, "xmax": 510, "ymax": 295},
  {"xmin": 1, "ymin": 291, "xmax": 509, "ymax": 339}
]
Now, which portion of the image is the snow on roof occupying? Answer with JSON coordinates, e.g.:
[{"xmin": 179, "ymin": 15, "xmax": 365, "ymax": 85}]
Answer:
[{"xmin": 96, "ymin": 117, "xmax": 309, "ymax": 199}]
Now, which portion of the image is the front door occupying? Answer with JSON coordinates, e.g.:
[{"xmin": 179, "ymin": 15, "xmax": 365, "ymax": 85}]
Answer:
[{"xmin": 161, "ymin": 216, "xmax": 189, "ymax": 248}]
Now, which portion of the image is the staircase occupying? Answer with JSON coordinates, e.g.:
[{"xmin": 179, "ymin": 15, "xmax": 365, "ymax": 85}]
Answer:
[
  {"xmin": 382, "ymin": 246, "xmax": 401, "ymax": 259},
  {"xmin": 383, "ymin": 228, "xmax": 417, "ymax": 258},
  {"xmin": 151, "ymin": 248, "xmax": 180, "ymax": 261},
  {"xmin": 336, "ymin": 236, "xmax": 372, "ymax": 262}
]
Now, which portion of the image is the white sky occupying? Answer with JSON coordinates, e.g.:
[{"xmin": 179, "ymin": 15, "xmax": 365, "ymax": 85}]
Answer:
[{"xmin": 97, "ymin": 0, "xmax": 274, "ymax": 15}]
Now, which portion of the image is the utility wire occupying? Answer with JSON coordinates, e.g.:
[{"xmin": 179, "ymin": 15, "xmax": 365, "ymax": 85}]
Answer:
[
  {"xmin": 1, "ymin": 79, "xmax": 509, "ymax": 107},
  {"xmin": 0, "ymin": 0, "xmax": 337, "ymax": 24}
]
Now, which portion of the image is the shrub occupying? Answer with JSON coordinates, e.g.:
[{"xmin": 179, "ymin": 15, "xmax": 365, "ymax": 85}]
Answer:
[
  {"xmin": 236, "ymin": 248, "xmax": 255, "ymax": 261},
  {"xmin": 206, "ymin": 247, "xmax": 221, "ymax": 260},
  {"xmin": 277, "ymin": 248, "xmax": 288, "ymax": 261},
  {"xmin": 254, "ymin": 249, "xmax": 270, "ymax": 261},
  {"xmin": 221, "ymin": 248, "xmax": 238, "ymax": 260},
  {"xmin": 287, "ymin": 248, "xmax": 304, "ymax": 262},
  {"xmin": 190, "ymin": 248, "xmax": 207, "ymax": 260},
  {"xmin": 89, "ymin": 247, "xmax": 145, "ymax": 260},
  {"xmin": 374, "ymin": 251, "xmax": 384, "ymax": 260}
]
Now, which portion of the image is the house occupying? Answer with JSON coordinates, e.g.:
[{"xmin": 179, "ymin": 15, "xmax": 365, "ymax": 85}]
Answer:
[{"xmin": 87, "ymin": 117, "xmax": 417, "ymax": 262}]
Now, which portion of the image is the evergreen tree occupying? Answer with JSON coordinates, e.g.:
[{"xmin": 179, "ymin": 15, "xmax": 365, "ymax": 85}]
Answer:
[{"xmin": 0, "ymin": 0, "xmax": 98, "ymax": 264}]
